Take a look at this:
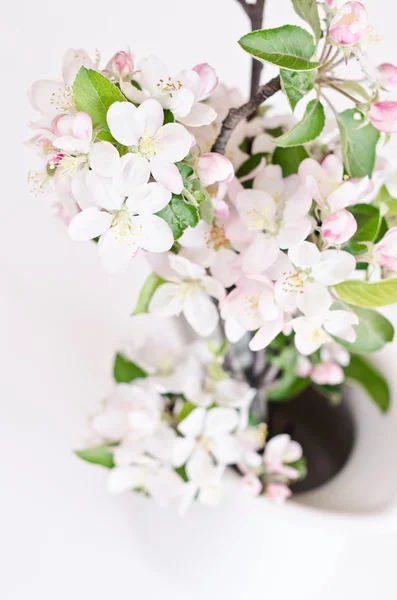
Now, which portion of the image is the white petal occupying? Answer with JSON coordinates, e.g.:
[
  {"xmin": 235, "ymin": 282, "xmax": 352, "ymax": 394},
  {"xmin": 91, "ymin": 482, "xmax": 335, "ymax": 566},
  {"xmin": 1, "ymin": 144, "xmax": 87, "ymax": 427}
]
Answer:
[
  {"xmin": 97, "ymin": 230, "xmax": 138, "ymax": 272},
  {"xmin": 249, "ymin": 317, "xmax": 284, "ymax": 351},
  {"xmin": 113, "ymin": 153, "xmax": 150, "ymax": 196},
  {"xmin": 164, "ymin": 88, "xmax": 195, "ymax": 118},
  {"xmin": 169, "ymin": 254, "xmax": 206, "ymax": 279},
  {"xmin": 88, "ymin": 141, "xmax": 120, "ymax": 177},
  {"xmin": 327, "ymin": 181, "xmax": 358, "ymax": 212},
  {"xmin": 225, "ymin": 317, "xmax": 246, "ymax": 343},
  {"xmin": 235, "ymin": 189, "xmax": 277, "ymax": 231},
  {"xmin": 201, "ymin": 275, "xmax": 225, "ymax": 302},
  {"xmin": 68, "ymin": 207, "xmax": 112, "ymax": 241},
  {"xmin": 274, "ymin": 277, "xmax": 299, "ymax": 313},
  {"xmin": 53, "ymin": 135, "xmax": 91, "ymax": 154},
  {"xmin": 253, "ymin": 164, "xmax": 283, "ymax": 198},
  {"xmin": 297, "ymin": 283, "xmax": 332, "ymax": 317},
  {"xmin": 178, "ymin": 407, "xmax": 206, "ymax": 438},
  {"xmin": 146, "ymin": 467, "xmax": 184, "ymax": 506},
  {"xmin": 107, "ymin": 101, "xmax": 143, "ymax": 146},
  {"xmin": 312, "ymin": 250, "xmax": 356, "ymax": 286},
  {"xmin": 150, "ymin": 158, "xmax": 183, "ymax": 194},
  {"xmin": 172, "ymin": 436, "xmax": 196, "ymax": 467},
  {"xmin": 211, "ymin": 434, "xmax": 242, "ymax": 464},
  {"xmin": 186, "ymin": 448, "xmax": 218, "ymax": 485},
  {"xmin": 138, "ymin": 56, "xmax": 170, "ymax": 94},
  {"xmin": 242, "ymin": 233, "xmax": 280, "ymax": 274},
  {"xmin": 277, "ymin": 217, "xmax": 312, "ymax": 250},
  {"xmin": 119, "ymin": 81, "xmax": 147, "ymax": 103},
  {"xmin": 86, "ymin": 171, "xmax": 125, "ymax": 211},
  {"xmin": 289, "ymin": 242, "xmax": 320, "ymax": 268},
  {"xmin": 154, "ymin": 123, "xmax": 191, "ymax": 163},
  {"xmin": 183, "ymin": 290, "xmax": 219, "ymax": 336},
  {"xmin": 28, "ymin": 79, "xmax": 69, "ymax": 120},
  {"xmin": 136, "ymin": 98, "xmax": 164, "ymax": 136},
  {"xmin": 71, "ymin": 167, "xmax": 96, "ymax": 210},
  {"xmin": 149, "ymin": 282, "xmax": 184, "ymax": 317},
  {"xmin": 130, "ymin": 215, "xmax": 174, "ymax": 252},
  {"xmin": 204, "ymin": 407, "xmax": 239, "ymax": 436},
  {"xmin": 107, "ymin": 466, "xmax": 143, "ymax": 494},
  {"xmin": 126, "ymin": 183, "xmax": 171, "ymax": 215},
  {"xmin": 178, "ymin": 102, "xmax": 217, "ymax": 127}
]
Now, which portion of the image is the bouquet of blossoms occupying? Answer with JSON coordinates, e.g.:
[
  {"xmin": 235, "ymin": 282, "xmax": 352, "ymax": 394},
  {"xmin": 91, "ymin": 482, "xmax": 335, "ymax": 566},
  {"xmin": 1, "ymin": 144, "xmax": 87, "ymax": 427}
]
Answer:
[{"xmin": 27, "ymin": 0, "xmax": 397, "ymax": 511}]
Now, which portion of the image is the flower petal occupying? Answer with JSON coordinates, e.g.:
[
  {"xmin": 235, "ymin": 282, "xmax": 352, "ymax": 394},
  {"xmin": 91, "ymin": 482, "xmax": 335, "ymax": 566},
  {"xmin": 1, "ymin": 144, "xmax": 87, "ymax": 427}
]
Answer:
[
  {"xmin": 113, "ymin": 153, "xmax": 150, "ymax": 196},
  {"xmin": 183, "ymin": 290, "xmax": 219, "ymax": 336},
  {"xmin": 150, "ymin": 157, "xmax": 183, "ymax": 194},
  {"xmin": 97, "ymin": 230, "xmax": 138, "ymax": 272},
  {"xmin": 86, "ymin": 171, "xmax": 125, "ymax": 211},
  {"xmin": 137, "ymin": 98, "xmax": 164, "ymax": 136},
  {"xmin": 178, "ymin": 102, "xmax": 217, "ymax": 127},
  {"xmin": 149, "ymin": 282, "xmax": 184, "ymax": 316},
  {"xmin": 126, "ymin": 182, "xmax": 171, "ymax": 215},
  {"xmin": 204, "ymin": 407, "xmax": 239, "ymax": 436},
  {"xmin": 131, "ymin": 215, "xmax": 174, "ymax": 252},
  {"xmin": 154, "ymin": 123, "xmax": 191, "ymax": 163},
  {"xmin": 89, "ymin": 141, "xmax": 120, "ymax": 177},
  {"xmin": 68, "ymin": 207, "xmax": 112, "ymax": 241},
  {"xmin": 178, "ymin": 407, "xmax": 206, "ymax": 438},
  {"xmin": 107, "ymin": 101, "xmax": 143, "ymax": 146}
]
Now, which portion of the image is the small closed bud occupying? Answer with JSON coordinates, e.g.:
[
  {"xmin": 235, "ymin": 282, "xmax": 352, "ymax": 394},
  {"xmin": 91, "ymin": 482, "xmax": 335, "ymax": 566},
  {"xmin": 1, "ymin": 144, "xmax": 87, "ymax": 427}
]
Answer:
[
  {"xmin": 266, "ymin": 483, "xmax": 292, "ymax": 504},
  {"xmin": 107, "ymin": 50, "xmax": 134, "ymax": 81},
  {"xmin": 192, "ymin": 63, "xmax": 218, "ymax": 101},
  {"xmin": 329, "ymin": 1, "xmax": 368, "ymax": 47},
  {"xmin": 321, "ymin": 209, "xmax": 357, "ymax": 245},
  {"xmin": 378, "ymin": 63, "xmax": 397, "ymax": 91},
  {"xmin": 197, "ymin": 152, "xmax": 234, "ymax": 188},
  {"xmin": 311, "ymin": 362, "xmax": 344, "ymax": 386}
]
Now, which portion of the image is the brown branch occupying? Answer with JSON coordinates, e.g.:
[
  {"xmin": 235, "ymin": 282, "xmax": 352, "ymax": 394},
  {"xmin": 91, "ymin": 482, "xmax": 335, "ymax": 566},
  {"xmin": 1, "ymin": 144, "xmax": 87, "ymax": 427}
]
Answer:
[
  {"xmin": 236, "ymin": 0, "xmax": 267, "ymax": 99},
  {"xmin": 211, "ymin": 75, "xmax": 281, "ymax": 155}
]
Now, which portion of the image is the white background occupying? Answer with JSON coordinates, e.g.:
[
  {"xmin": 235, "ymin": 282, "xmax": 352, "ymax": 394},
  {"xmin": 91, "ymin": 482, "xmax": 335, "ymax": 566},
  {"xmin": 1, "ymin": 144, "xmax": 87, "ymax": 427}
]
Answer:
[{"xmin": 2, "ymin": 0, "xmax": 397, "ymax": 598}]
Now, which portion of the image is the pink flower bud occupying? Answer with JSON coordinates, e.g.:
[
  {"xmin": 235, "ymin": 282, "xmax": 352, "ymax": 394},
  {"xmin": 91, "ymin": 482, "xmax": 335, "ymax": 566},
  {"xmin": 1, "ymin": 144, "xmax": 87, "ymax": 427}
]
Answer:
[
  {"xmin": 329, "ymin": 1, "xmax": 368, "ymax": 47},
  {"xmin": 321, "ymin": 209, "xmax": 357, "ymax": 245},
  {"xmin": 107, "ymin": 51, "xmax": 134, "ymax": 81},
  {"xmin": 241, "ymin": 473, "xmax": 263, "ymax": 496},
  {"xmin": 52, "ymin": 112, "xmax": 93, "ymax": 142},
  {"xmin": 369, "ymin": 101, "xmax": 397, "ymax": 133},
  {"xmin": 373, "ymin": 227, "xmax": 397, "ymax": 271},
  {"xmin": 378, "ymin": 63, "xmax": 397, "ymax": 91},
  {"xmin": 193, "ymin": 63, "xmax": 218, "ymax": 101},
  {"xmin": 295, "ymin": 355, "xmax": 312, "ymax": 378},
  {"xmin": 266, "ymin": 483, "xmax": 292, "ymax": 504},
  {"xmin": 311, "ymin": 362, "xmax": 344, "ymax": 385},
  {"xmin": 197, "ymin": 153, "xmax": 234, "ymax": 187}
]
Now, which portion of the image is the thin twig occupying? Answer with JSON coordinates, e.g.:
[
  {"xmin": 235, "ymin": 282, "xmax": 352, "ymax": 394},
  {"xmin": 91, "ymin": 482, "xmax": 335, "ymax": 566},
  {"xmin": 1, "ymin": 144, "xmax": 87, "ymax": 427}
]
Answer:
[
  {"xmin": 211, "ymin": 75, "xmax": 281, "ymax": 154},
  {"xmin": 236, "ymin": 0, "xmax": 267, "ymax": 99}
]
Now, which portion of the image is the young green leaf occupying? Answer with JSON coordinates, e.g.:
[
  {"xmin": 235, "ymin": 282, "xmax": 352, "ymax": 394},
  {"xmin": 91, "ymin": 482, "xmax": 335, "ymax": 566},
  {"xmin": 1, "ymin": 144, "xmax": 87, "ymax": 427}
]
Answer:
[
  {"xmin": 113, "ymin": 353, "xmax": 147, "ymax": 383},
  {"xmin": 334, "ymin": 278, "xmax": 397, "ymax": 308},
  {"xmin": 344, "ymin": 354, "xmax": 390, "ymax": 413},
  {"xmin": 280, "ymin": 69, "xmax": 315, "ymax": 110},
  {"xmin": 236, "ymin": 153, "xmax": 266, "ymax": 179},
  {"xmin": 133, "ymin": 273, "xmax": 166, "ymax": 315},
  {"xmin": 332, "ymin": 303, "xmax": 394, "ymax": 353},
  {"xmin": 267, "ymin": 347, "xmax": 310, "ymax": 401},
  {"xmin": 338, "ymin": 109, "xmax": 380, "ymax": 178},
  {"xmin": 291, "ymin": 0, "xmax": 322, "ymax": 42},
  {"xmin": 274, "ymin": 100, "xmax": 325, "ymax": 147},
  {"xmin": 346, "ymin": 203, "xmax": 386, "ymax": 254},
  {"xmin": 156, "ymin": 194, "xmax": 199, "ymax": 240},
  {"xmin": 272, "ymin": 145, "xmax": 309, "ymax": 176},
  {"xmin": 75, "ymin": 444, "xmax": 117, "ymax": 469},
  {"xmin": 239, "ymin": 25, "xmax": 320, "ymax": 71},
  {"xmin": 73, "ymin": 67, "xmax": 126, "ymax": 142}
]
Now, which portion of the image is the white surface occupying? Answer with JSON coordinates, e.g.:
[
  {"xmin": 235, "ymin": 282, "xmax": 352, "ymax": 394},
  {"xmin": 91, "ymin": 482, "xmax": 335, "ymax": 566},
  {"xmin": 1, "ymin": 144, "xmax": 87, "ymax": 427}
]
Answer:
[{"xmin": 2, "ymin": 0, "xmax": 397, "ymax": 598}]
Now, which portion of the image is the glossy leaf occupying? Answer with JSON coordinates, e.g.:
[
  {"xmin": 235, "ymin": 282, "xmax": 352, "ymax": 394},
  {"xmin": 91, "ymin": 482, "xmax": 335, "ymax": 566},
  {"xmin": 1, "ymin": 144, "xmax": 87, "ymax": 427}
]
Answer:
[
  {"xmin": 236, "ymin": 153, "xmax": 266, "ymax": 179},
  {"xmin": 332, "ymin": 303, "xmax": 394, "ymax": 353},
  {"xmin": 291, "ymin": 0, "xmax": 322, "ymax": 42},
  {"xmin": 334, "ymin": 278, "xmax": 397, "ymax": 308},
  {"xmin": 73, "ymin": 67, "xmax": 126, "ymax": 142},
  {"xmin": 274, "ymin": 100, "xmax": 325, "ymax": 147},
  {"xmin": 133, "ymin": 273, "xmax": 166, "ymax": 315},
  {"xmin": 346, "ymin": 203, "xmax": 386, "ymax": 254},
  {"xmin": 338, "ymin": 109, "xmax": 380, "ymax": 178},
  {"xmin": 156, "ymin": 194, "xmax": 200, "ymax": 240},
  {"xmin": 344, "ymin": 354, "xmax": 390, "ymax": 413},
  {"xmin": 113, "ymin": 353, "xmax": 147, "ymax": 382},
  {"xmin": 239, "ymin": 26, "xmax": 320, "ymax": 71},
  {"xmin": 75, "ymin": 444, "xmax": 117, "ymax": 469},
  {"xmin": 280, "ymin": 69, "xmax": 315, "ymax": 110},
  {"xmin": 272, "ymin": 145, "xmax": 309, "ymax": 176}
]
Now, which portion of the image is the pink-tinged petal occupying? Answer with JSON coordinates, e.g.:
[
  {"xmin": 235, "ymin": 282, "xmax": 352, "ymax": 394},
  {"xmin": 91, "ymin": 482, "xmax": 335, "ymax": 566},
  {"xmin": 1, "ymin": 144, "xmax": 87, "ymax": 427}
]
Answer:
[
  {"xmin": 72, "ymin": 112, "xmax": 93, "ymax": 141},
  {"xmin": 62, "ymin": 48, "xmax": 94, "ymax": 86},
  {"xmin": 266, "ymin": 483, "xmax": 292, "ymax": 503},
  {"xmin": 329, "ymin": 1, "xmax": 368, "ymax": 47},
  {"xmin": 204, "ymin": 407, "xmax": 239, "ymax": 436},
  {"xmin": 137, "ymin": 98, "xmax": 164, "ymax": 136},
  {"xmin": 253, "ymin": 164, "xmax": 283, "ymax": 198},
  {"xmin": 297, "ymin": 283, "xmax": 332, "ymax": 317},
  {"xmin": 130, "ymin": 215, "xmax": 174, "ymax": 252},
  {"xmin": 201, "ymin": 275, "xmax": 225, "ymax": 302},
  {"xmin": 236, "ymin": 189, "xmax": 277, "ymax": 231},
  {"xmin": 178, "ymin": 102, "xmax": 217, "ymax": 127},
  {"xmin": 210, "ymin": 248, "xmax": 242, "ymax": 288},
  {"xmin": 242, "ymin": 234, "xmax": 280, "ymax": 274},
  {"xmin": 154, "ymin": 123, "xmax": 191, "ymax": 163},
  {"xmin": 86, "ymin": 171, "xmax": 125, "ymax": 211},
  {"xmin": 321, "ymin": 154, "xmax": 344, "ymax": 185},
  {"xmin": 149, "ymin": 282, "xmax": 184, "ymax": 317},
  {"xmin": 298, "ymin": 158, "xmax": 332, "ymax": 207},
  {"xmin": 327, "ymin": 181, "xmax": 358, "ymax": 212},
  {"xmin": 150, "ymin": 157, "xmax": 183, "ymax": 194},
  {"xmin": 321, "ymin": 210, "xmax": 357, "ymax": 245},
  {"xmin": 283, "ymin": 185, "xmax": 312, "ymax": 221},
  {"xmin": 138, "ymin": 56, "xmax": 170, "ymax": 94},
  {"xmin": 378, "ymin": 63, "xmax": 397, "ymax": 91},
  {"xmin": 369, "ymin": 101, "xmax": 397, "ymax": 134},
  {"xmin": 114, "ymin": 153, "xmax": 150, "ymax": 196},
  {"xmin": 169, "ymin": 254, "xmax": 206, "ymax": 279},
  {"xmin": 277, "ymin": 217, "xmax": 311, "ymax": 249},
  {"xmin": 295, "ymin": 355, "xmax": 313, "ymax": 378},
  {"xmin": 28, "ymin": 80, "xmax": 69, "ymax": 121},
  {"xmin": 183, "ymin": 291, "xmax": 219, "ymax": 336},
  {"xmin": 98, "ymin": 230, "xmax": 139, "ymax": 272},
  {"xmin": 88, "ymin": 141, "xmax": 120, "ymax": 177},
  {"xmin": 373, "ymin": 227, "xmax": 397, "ymax": 271},
  {"xmin": 107, "ymin": 101, "xmax": 143, "ymax": 146},
  {"xmin": 249, "ymin": 316, "xmax": 284, "ymax": 351},
  {"xmin": 53, "ymin": 135, "xmax": 91, "ymax": 155},
  {"xmin": 126, "ymin": 183, "xmax": 171, "ymax": 215},
  {"xmin": 197, "ymin": 153, "xmax": 234, "ymax": 187},
  {"xmin": 311, "ymin": 362, "xmax": 344, "ymax": 385},
  {"xmin": 289, "ymin": 241, "xmax": 320, "ymax": 269},
  {"xmin": 241, "ymin": 473, "xmax": 263, "ymax": 496},
  {"xmin": 106, "ymin": 50, "xmax": 134, "ymax": 81},
  {"xmin": 192, "ymin": 63, "xmax": 218, "ymax": 101},
  {"xmin": 68, "ymin": 207, "xmax": 112, "ymax": 241}
]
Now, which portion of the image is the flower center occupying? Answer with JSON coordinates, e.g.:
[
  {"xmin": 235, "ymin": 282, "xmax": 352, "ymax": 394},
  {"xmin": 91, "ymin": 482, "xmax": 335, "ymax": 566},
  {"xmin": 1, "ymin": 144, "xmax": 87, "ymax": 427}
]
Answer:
[
  {"xmin": 138, "ymin": 135, "xmax": 157, "ymax": 159},
  {"xmin": 49, "ymin": 85, "xmax": 75, "ymax": 113},
  {"xmin": 207, "ymin": 225, "xmax": 229, "ymax": 249},
  {"xmin": 282, "ymin": 270, "xmax": 310, "ymax": 293},
  {"xmin": 156, "ymin": 76, "xmax": 183, "ymax": 98},
  {"xmin": 178, "ymin": 280, "xmax": 203, "ymax": 299}
]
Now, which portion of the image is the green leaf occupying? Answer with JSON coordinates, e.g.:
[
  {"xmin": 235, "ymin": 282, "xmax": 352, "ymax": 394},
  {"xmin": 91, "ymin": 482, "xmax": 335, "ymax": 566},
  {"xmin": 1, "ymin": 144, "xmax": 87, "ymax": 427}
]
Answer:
[
  {"xmin": 156, "ymin": 194, "xmax": 199, "ymax": 240},
  {"xmin": 332, "ymin": 303, "xmax": 394, "ymax": 353},
  {"xmin": 175, "ymin": 465, "xmax": 188, "ymax": 482},
  {"xmin": 344, "ymin": 354, "xmax": 390, "ymax": 413},
  {"xmin": 313, "ymin": 383, "xmax": 342, "ymax": 404},
  {"xmin": 163, "ymin": 109, "xmax": 175, "ymax": 124},
  {"xmin": 75, "ymin": 444, "xmax": 117, "ymax": 469},
  {"xmin": 73, "ymin": 67, "xmax": 126, "ymax": 142},
  {"xmin": 288, "ymin": 456, "xmax": 308, "ymax": 481},
  {"xmin": 280, "ymin": 69, "xmax": 315, "ymax": 110},
  {"xmin": 291, "ymin": 0, "xmax": 322, "ymax": 42},
  {"xmin": 274, "ymin": 100, "xmax": 325, "ymax": 147},
  {"xmin": 199, "ymin": 194, "xmax": 214, "ymax": 224},
  {"xmin": 375, "ymin": 185, "xmax": 397, "ymax": 216},
  {"xmin": 236, "ymin": 153, "xmax": 266, "ymax": 179},
  {"xmin": 338, "ymin": 109, "xmax": 380, "ymax": 178},
  {"xmin": 272, "ymin": 145, "xmax": 309, "ymax": 176},
  {"xmin": 113, "ymin": 353, "xmax": 147, "ymax": 383},
  {"xmin": 267, "ymin": 347, "xmax": 311, "ymax": 401},
  {"xmin": 178, "ymin": 401, "xmax": 196, "ymax": 422},
  {"xmin": 133, "ymin": 273, "xmax": 165, "ymax": 315},
  {"xmin": 346, "ymin": 203, "xmax": 385, "ymax": 254},
  {"xmin": 239, "ymin": 25, "xmax": 320, "ymax": 71},
  {"xmin": 334, "ymin": 278, "xmax": 397, "ymax": 308}
]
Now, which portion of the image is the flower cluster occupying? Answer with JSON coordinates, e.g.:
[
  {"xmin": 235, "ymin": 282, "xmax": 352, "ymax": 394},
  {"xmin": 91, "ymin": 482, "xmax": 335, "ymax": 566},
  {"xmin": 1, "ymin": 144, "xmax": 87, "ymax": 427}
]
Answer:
[{"xmin": 27, "ymin": 0, "xmax": 397, "ymax": 510}]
